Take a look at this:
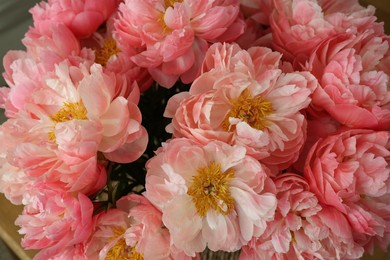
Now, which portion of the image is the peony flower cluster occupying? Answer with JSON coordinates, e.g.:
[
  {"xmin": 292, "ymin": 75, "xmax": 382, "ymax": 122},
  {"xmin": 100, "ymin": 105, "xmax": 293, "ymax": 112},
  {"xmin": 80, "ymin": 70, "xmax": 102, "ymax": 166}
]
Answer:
[{"xmin": 0, "ymin": 0, "xmax": 389, "ymax": 259}]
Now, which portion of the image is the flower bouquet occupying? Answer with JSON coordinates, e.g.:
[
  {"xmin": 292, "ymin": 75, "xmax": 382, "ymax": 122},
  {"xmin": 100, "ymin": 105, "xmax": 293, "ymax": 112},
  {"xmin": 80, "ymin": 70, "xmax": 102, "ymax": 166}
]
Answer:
[{"xmin": 0, "ymin": 0, "xmax": 389, "ymax": 259}]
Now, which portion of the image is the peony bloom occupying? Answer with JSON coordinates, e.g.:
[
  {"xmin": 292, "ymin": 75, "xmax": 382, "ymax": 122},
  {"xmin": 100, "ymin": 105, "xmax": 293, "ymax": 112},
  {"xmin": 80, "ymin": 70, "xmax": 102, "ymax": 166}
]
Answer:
[
  {"xmin": 0, "ymin": 154, "xmax": 32, "ymax": 205},
  {"xmin": 304, "ymin": 129, "xmax": 390, "ymax": 252},
  {"xmin": 165, "ymin": 43, "xmax": 316, "ymax": 174},
  {"xmin": 119, "ymin": 194, "xmax": 173, "ymax": 260},
  {"xmin": 114, "ymin": 0, "xmax": 246, "ymax": 88},
  {"xmin": 22, "ymin": 24, "xmax": 95, "ymax": 72},
  {"xmin": 0, "ymin": 61, "xmax": 147, "ymax": 194},
  {"xmin": 86, "ymin": 207, "xmax": 132, "ymax": 259},
  {"xmin": 30, "ymin": 0, "xmax": 122, "ymax": 38},
  {"xmin": 240, "ymin": 173, "xmax": 364, "ymax": 259},
  {"xmin": 87, "ymin": 194, "xmax": 194, "ymax": 260},
  {"xmin": 270, "ymin": 0, "xmax": 382, "ymax": 66},
  {"xmin": 84, "ymin": 17, "xmax": 153, "ymax": 93},
  {"xmin": 15, "ymin": 190, "xmax": 94, "ymax": 257},
  {"xmin": 145, "ymin": 138, "xmax": 277, "ymax": 256},
  {"xmin": 306, "ymin": 31, "xmax": 390, "ymax": 130}
]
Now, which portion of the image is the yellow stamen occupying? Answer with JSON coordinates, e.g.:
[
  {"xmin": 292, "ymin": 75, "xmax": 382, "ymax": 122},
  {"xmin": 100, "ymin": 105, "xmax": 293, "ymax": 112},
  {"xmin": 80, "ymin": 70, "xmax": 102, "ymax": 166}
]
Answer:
[
  {"xmin": 222, "ymin": 89, "xmax": 273, "ymax": 131},
  {"xmin": 95, "ymin": 38, "xmax": 121, "ymax": 66},
  {"xmin": 105, "ymin": 229, "xmax": 144, "ymax": 260},
  {"xmin": 49, "ymin": 101, "xmax": 88, "ymax": 141},
  {"xmin": 164, "ymin": 0, "xmax": 183, "ymax": 8},
  {"xmin": 187, "ymin": 161, "xmax": 235, "ymax": 217}
]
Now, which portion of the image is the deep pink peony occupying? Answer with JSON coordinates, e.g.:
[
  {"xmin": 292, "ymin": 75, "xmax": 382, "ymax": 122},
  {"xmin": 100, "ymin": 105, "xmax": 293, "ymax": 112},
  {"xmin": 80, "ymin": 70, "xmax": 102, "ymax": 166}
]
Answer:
[
  {"xmin": 114, "ymin": 0, "xmax": 246, "ymax": 88},
  {"xmin": 240, "ymin": 173, "xmax": 364, "ymax": 259},
  {"xmin": 30, "ymin": 0, "xmax": 121, "ymax": 38},
  {"xmin": 145, "ymin": 138, "xmax": 276, "ymax": 256},
  {"xmin": 306, "ymin": 31, "xmax": 390, "ymax": 130},
  {"xmin": 165, "ymin": 43, "xmax": 316, "ymax": 174},
  {"xmin": 15, "ymin": 190, "xmax": 94, "ymax": 257},
  {"xmin": 304, "ymin": 129, "xmax": 390, "ymax": 252},
  {"xmin": 270, "ymin": 0, "xmax": 382, "ymax": 65}
]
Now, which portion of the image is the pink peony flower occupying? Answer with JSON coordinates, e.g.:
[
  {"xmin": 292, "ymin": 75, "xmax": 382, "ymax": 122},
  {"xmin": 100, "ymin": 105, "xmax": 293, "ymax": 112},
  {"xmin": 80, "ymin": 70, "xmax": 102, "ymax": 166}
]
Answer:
[
  {"xmin": 240, "ymin": 173, "xmax": 364, "ymax": 259},
  {"xmin": 306, "ymin": 31, "xmax": 390, "ymax": 130},
  {"xmin": 15, "ymin": 190, "xmax": 94, "ymax": 256},
  {"xmin": 119, "ymin": 194, "xmax": 173, "ymax": 260},
  {"xmin": 145, "ymin": 138, "xmax": 277, "ymax": 256},
  {"xmin": 85, "ymin": 208, "xmax": 132, "ymax": 259},
  {"xmin": 304, "ymin": 129, "xmax": 390, "ymax": 251},
  {"xmin": 0, "ymin": 155, "xmax": 32, "ymax": 205},
  {"xmin": 22, "ymin": 24, "xmax": 95, "ymax": 72},
  {"xmin": 270, "ymin": 0, "xmax": 382, "ymax": 65},
  {"xmin": 30, "ymin": 0, "xmax": 122, "ymax": 38},
  {"xmin": 83, "ymin": 18, "xmax": 153, "ymax": 93},
  {"xmin": 0, "ymin": 61, "xmax": 147, "ymax": 194},
  {"xmin": 114, "ymin": 0, "xmax": 246, "ymax": 88},
  {"xmin": 87, "ymin": 194, "xmax": 194, "ymax": 260},
  {"xmin": 165, "ymin": 43, "xmax": 316, "ymax": 174}
]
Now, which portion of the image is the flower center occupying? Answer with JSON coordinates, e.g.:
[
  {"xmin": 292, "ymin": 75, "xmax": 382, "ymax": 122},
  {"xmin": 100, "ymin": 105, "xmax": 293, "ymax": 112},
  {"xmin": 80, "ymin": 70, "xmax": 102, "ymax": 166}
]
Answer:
[
  {"xmin": 105, "ymin": 229, "xmax": 144, "ymax": 260},
  {"xmin": 187, "ymin": 161, "xmax": 235, "ymax": 217},
  {"xmin": 222, "ymin": 89, "xmax": 273, "ymax": 131},
  {"xmin": 49, "ymin": 101, "xmax": 88, "ymax": 141},
  {"xmin": 95, "ymin": 38, "xmax": 121, "ymax": 66},
  {"xmin": 164, "ymin": 0, "xmax": 183, "ymax": 8}
]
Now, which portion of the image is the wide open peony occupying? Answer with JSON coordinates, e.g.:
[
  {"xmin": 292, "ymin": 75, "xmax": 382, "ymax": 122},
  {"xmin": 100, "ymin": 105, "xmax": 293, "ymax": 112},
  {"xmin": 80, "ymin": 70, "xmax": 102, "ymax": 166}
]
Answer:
[
  {"xmin": 145, "ymin": 138, "xmax": 277, "ymax": 256},
  {"xmin": 0, "ymin": 61, "xmax": 147, "ymax": 194},
  {"xmin": 304, "ymin": 129, "xmax": 390, "ymax": 252},
  {"xmin": 306, "ymin": 31, "xmax": 390, "ymax": 130},
  {"xmin": 165, "ymin": 43, "xmax": 316, "ymax": 174},
  {"xmin": 114, "ymin": 0, "xmax": 245, "ymax": 88},
  {"xmin": 240, "ymin": 174, "xmax": 364, "ymax": 259}
]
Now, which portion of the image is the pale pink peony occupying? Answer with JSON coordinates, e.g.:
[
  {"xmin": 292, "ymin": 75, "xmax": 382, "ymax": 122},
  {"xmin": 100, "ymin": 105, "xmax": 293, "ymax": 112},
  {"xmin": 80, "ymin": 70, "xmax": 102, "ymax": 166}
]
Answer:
[
  {"xmin": 145, "ymin": 138, "xmax": 277, "ymax": 256},
  {"xmin": 240, "ymin": 174, "xmax": 364, "ymax": 259},
  {"xmin": 0, "ymin": 155, "xmax": 32, "ymax": 205},
  {"xmin": 114, "ymin": 0, "xmax": 246, "ymax": 88},
  {"xmin": 1, "ymin": 51, "xmax": 47, "ymax": 117},
  {"xmin": 165, "ymin": 43, "xmax": 316, "ymax": 174},
  {"xmin": 30, "ymin": 0, "xmax": 122, "ymax": 38},
  {"xmin": 304, "ymin": 129, "xmax": 390, "ymax": 252},
  {"xmin": 270, "ymin": 0, "xmax": 382, "ymax": 65},
  {"xmin": 15, "ymin": 190, "xmax": 94, "ymax": 256},
  {"xmin": 306, "ymin": 31, "xmax": 390, "ymax": 130}
]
